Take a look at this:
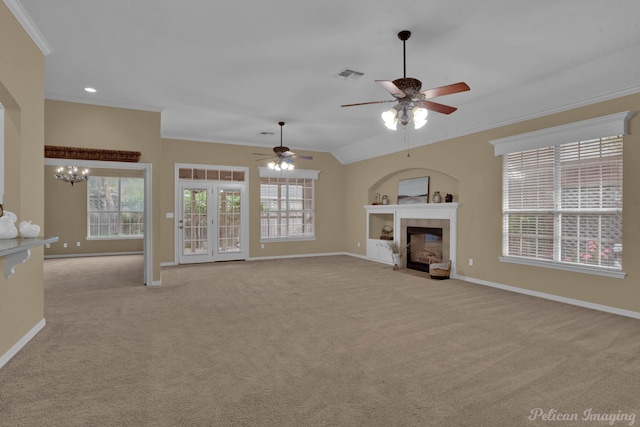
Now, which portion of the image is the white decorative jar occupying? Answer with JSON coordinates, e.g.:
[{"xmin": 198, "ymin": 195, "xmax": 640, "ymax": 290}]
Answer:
[{"xmin": 19, "ymin": 221, "xmax": 41, "ymax": 238}]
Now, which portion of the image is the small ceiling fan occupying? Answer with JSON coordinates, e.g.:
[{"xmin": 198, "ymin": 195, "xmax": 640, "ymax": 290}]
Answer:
[
  {"xmin": 341, "ymin": 30, "xmax": 470, "ymax": 130},
  {"xmin": 253, "ymin": 122, "xmax": 313, "ymax": 170}
]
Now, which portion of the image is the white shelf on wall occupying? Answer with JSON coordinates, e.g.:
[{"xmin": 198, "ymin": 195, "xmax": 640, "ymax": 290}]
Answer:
[{"xmin": 0, "ymin": 237, "xmax": 58, "ymax": 278}]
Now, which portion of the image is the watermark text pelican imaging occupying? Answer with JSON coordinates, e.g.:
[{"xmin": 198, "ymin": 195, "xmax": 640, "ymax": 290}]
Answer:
[{"xmin": 529, "ymin": 408, "xmax": 636, "ymax": 425}]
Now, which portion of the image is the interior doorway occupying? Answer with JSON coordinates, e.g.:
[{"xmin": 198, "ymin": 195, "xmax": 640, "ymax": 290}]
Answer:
[{"xmin": 44, "ymin": 158, "xmax": 153, "ymax": 285}]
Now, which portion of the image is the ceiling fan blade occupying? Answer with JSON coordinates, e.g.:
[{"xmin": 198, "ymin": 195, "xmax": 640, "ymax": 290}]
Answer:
[
  {"xmin": 376, "ymin": 80, "xmax": 405, "ymax": 98},
  {"xmin": 281, "ymin": 151, "xmax": 295, "ymax": 157},
  {"xmin": 252, "ymin": 152, "xmax": 273, "ymax": 156},
  {"xmin": 255, "ymin": 156, "xmax": 275, "ymax": 162},
  {"xmin": 416, "ymin": 100, "xmax": 458, "ymax": 115},
  {"xmin": 421, "ymin": 82, "xmax": 470, "ymax": 99},
  {"xmin": 292, "ymin": 155, "xmax": 313, "ymax": 160},
  {"xmin": 341, "ymin": 99, "xmax": 396, "ymax": 107}
]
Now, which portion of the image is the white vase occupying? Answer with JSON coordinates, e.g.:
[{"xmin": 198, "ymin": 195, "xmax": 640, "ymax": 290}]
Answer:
[{"xmin": 0, "ymin": 216, "xmax": 18, "ymax": 239}]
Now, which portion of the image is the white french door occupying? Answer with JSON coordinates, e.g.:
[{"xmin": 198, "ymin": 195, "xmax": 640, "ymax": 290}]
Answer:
[{"xmin": 177, "ymin": 182, "xmax": 247, "ymax": 264}]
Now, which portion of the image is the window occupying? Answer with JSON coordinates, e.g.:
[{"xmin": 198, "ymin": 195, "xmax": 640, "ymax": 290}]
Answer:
[
  {"xmin": 88, "ymin": 176, "xmax": 144, "ymax": 239},
  {"xmin": 258, "ymin": 168, "xmax": 319, "ymax": 241},
  {"xmin": 491, "ymin": 112, "xmax": 633, "ymax": 278}
]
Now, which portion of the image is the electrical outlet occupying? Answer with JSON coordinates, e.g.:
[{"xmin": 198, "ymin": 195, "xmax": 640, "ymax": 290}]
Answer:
[
  {"xmin": 45, "ymin": 244, "xmax": 51, "ymax": 249},
  {"xmin": 468, "ymin": 258, "xmax": 474, "ymax": 266},
  {"xmin": 261, "ymin": 244, "xmax": 265, "ymax": 249},
  {"xmin": 63, "ymin": 243, "xmax": 67, "ymax": 248},
  {"xmin": 77, "ymin": 242, "xmax": 81, "ymax": 247},
  {"xmin": 357, "ymin": 242, "xmax": 361, "ymax": 247}
]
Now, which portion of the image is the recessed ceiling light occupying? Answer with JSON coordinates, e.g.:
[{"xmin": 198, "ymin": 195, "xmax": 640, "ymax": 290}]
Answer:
[{"xmin": 84, "ymin": 87, "xmax": 97, "ymax": 93}]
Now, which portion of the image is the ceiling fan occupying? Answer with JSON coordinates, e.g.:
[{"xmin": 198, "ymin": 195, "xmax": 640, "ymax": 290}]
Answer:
[
  {"xmin": 253, "ymin": 122, "xmax": 313, "ymax": 170},
  {"xmin": 341, "ymin": 30, "xmax": 470, "ymax": 130}
]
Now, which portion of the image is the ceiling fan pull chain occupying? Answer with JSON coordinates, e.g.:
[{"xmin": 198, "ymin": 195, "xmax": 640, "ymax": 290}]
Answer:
[{"xmin": 405, "ymin": 129, "xmax": 410, "ymax": 158}]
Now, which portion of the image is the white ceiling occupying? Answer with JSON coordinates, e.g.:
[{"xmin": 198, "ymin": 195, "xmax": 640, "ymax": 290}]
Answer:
[{"xmin": 10, "ymin": 0, "xmax": 640, "ymax": 163}]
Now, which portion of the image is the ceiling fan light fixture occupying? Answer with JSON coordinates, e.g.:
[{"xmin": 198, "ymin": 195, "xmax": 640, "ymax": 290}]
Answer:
[
  {"xmin": 268, "ymin": 159, "xmax": 294, "ymax": 171},
  {"xmin": 382, "ymin": 109, "xmax": 398, "ymax": 130},
  {"xmin": 341, "ymin": 30, "xmax": 469, "ymax": 130},
  {"xmin": 399, "ymin": 108, "xmax": 411, "ymax": 127},
  {"xmin": 413, "ymin": 107, "xmax": 428, "ymax": 129}
]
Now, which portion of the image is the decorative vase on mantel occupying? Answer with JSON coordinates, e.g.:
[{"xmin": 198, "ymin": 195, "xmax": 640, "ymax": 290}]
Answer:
[{"xmin": 433, "ymin": 191, "xmax": 442, "ymax": 203}]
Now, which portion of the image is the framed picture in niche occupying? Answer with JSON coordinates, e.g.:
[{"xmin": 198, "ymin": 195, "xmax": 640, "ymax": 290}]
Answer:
[{"xmin": 397, "ymin": 176, "xmax": 429, "ymax": 204}]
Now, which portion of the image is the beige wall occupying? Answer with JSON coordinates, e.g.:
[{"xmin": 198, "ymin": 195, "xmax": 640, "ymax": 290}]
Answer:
[
  {"xmin": 44, "ymin": 166, "xmax": 144, "ymax": 256},
  {"xmin": 160, "ymin": 139, "xmax": 345, "ymax": 263},
  {"xmin": 0, "ymin": 3, "xmax": 46, "ymax": 358},
  {"xmin": 43, "ymin": 101, "xmax": 345, "ymax": 277},
  {"xmin": 345, "ymin": 94, "xmax": 640, "ymax": 313},
  {"xmin": 44, "ymin": 100, "xmax": 162, "ymax": 281}
]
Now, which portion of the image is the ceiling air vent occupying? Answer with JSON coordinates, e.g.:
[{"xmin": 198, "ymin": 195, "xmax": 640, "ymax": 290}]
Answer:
[{"xmin": 334, "ymin": 68, "xmax": 365, "ymax": 80}]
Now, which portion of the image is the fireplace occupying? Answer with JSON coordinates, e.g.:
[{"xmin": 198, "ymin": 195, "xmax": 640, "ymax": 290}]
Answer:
[
  {"xmin": 366, "ymin": 202, "xmax": 458, "ymax": 277},
  {"xmin": 406, "ymin": 227, "xmax": 444, "ymax": 272}
]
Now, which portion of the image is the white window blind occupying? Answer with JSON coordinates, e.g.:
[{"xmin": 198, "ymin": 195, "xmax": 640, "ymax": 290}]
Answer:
[
  {"xmin": 503, "ymin": 136, "xmax": 622, "ymax": 271},
  {"xmin": 257, "ymin": 167, "xmax": 319, "ymax": 241}
]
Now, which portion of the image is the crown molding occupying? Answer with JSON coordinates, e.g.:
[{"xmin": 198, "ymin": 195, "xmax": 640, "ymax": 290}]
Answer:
[{"xmin": 3, "ymin": 0, "xmax": 52, "ymax": 55}]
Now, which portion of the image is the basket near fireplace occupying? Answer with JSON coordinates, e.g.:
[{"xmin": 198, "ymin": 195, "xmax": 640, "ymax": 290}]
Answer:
[{"xmin": 429, "ymin": 260, "xmax": 451, "ymax": 280}]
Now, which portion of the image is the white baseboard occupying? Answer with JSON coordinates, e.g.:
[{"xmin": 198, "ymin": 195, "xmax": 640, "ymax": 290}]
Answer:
[
  {"xmin": 0, "ymin": 318, "xmax": 46, "ymax": 370},
  {"xmin": 147, "ymin": 278, "xmax": 162, "ymax": 287},
  {"xmin": 345, "ymin": 252, "xmax": 370, "ymax": 261},
  {"xmin": 247, "ymin": 251, "xmax": 350, "ymax": 261},
  {"xmin": 160, "ymin": 261, "xmax": 176, "ymax": 267},
  {"xmin": 456, "ymin": 274, "xmax": 640, "ymax": 320},
  {"xmin": 45, "ymin": 251, "xmax": 143, "ymax": 259}
]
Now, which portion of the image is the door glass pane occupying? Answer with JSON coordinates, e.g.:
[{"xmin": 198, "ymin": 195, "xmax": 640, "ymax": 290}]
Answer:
[
  {"xmin": 218, "ymin": 189, "xmax": 241, "ymax": 253},
  {"xmin": 183, "ymin": 189, "xmax": 208, "ymax": 255}
]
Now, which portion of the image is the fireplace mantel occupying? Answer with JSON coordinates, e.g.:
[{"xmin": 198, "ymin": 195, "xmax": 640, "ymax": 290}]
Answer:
[
  {"xmin": 364, "ymin": 203, "xmax": 459, "ymax": 276},
  {"xmin": 365, "ymin": 203, "xmax": 459, "ymax": 222}
]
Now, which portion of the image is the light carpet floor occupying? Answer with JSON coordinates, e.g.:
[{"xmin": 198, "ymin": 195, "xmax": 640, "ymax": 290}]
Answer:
[{"xmin": 1, "ymin": 255, "xmax": 639, "ymax": 426}]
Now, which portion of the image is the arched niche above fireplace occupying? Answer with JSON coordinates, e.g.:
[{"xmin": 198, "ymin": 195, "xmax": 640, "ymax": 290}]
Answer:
[{"xmin": 368, "ymin": 168, "xmax": 459, "ymax": 206}]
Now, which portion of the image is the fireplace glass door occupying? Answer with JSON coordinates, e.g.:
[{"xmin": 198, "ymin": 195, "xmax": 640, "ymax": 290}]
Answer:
[{"xmin": 407, "ymin": 227, "xmax": 443, "ymax": 272}]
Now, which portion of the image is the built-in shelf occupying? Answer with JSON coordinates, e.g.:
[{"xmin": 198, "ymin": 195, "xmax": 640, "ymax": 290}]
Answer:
[{"xmin": 0, "ymin": 237, "xmax": 58, "ymax": 278}]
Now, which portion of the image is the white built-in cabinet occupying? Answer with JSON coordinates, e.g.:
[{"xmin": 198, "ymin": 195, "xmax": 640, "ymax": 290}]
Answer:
[{"xmin": 365, "ymin": 205, "xmax": 395, "ymax": 264}]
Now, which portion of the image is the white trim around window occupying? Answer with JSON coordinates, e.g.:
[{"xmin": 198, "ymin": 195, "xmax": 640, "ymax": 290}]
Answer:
[
  {"xmin": 258, "ymin": 167, "xmax": 320, "ymax": 242},
  {"xmin": 490, "ymin": 112, "xmax": 634, "ymax": 278},
  {"xmin": 257, "ymin": 167, "xmax": 320, "ymax": 180},
  {"xmin": 489, "ymin": 111, "xmax": 635, "ymax": 155}
]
